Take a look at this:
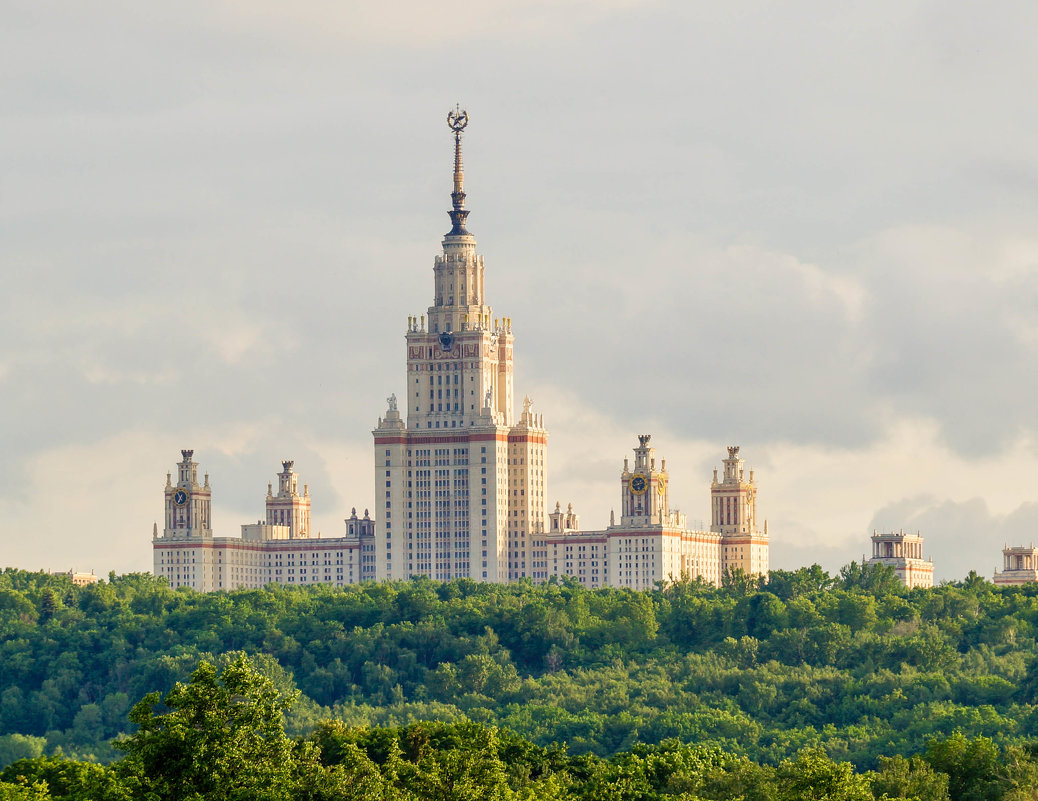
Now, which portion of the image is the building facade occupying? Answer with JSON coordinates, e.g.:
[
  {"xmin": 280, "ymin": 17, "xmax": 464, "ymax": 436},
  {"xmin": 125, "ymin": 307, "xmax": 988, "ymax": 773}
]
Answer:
[
  {"xmin": 712, "ymin": 446, "xmax": 769, "ymax": 577},
  {"xmin": 152, "ymin": 450, "xmax": 374, "ymax": 591},
  {"xmin": 372, "ymin": 108, "xmax": 546, "ymax": 583},
  {"xmin": 539, "ymin": 436, "xmax": 768, "ymax": 590},
  {"xmin": 993, "ymin": 545, "xmax": 1038, "ymax": 586},
  {"xmin": 866, "ymin": 529, "xmax": 934, "ymax": 589},
  {"xmin": 151, "ymin": 111, "xmax": 769, "ymax": 592}
]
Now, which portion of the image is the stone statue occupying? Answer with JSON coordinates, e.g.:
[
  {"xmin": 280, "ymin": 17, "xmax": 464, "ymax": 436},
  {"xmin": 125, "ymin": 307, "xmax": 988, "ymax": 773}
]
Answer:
[
  {"xmin": 387, "ymin": 393, "xmax": 398, "ymax": 412},
  {"xmin": 484, "ymin": 388, "xmax": 493, "ymax": 408}
]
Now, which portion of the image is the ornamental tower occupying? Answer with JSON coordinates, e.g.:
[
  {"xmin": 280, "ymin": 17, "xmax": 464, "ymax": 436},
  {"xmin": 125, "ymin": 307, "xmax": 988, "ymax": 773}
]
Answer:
[
  {"xmin": 155, "ymin": 449, "xmax": 216, "ymax": 591},
  {"xmin": 373, "ymin": 108, "xmax": 547, "ymax": 583},
  {"xmin": 711, "ymin": 446, "xmax": 768, "ymax": 577},
  {"xmin": 161, "ymin": 449, "xmax": 212, "ymax": 540},
  {"xmin": 620, "ymin": 435, "xmax": 669, "ymax": 525},
  {"xmin": 867, "ymin": 529, "xmax": 933, "ymax": 589},
  {"xmin": 265, "ymin": 460, "xmax": 311, "ymax": 538},
  {"xmin": 994, "ymin": 545, "xmax": 1038, "ymax": 586},
  {"xmin": 607, "ymin": 435, "xmax": 707, "ymax": 591}
]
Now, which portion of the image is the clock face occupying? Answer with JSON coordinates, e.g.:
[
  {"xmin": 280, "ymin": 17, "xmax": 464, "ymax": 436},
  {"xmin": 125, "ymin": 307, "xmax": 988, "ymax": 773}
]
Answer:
[
  {"xmin": 630, "ymin": 474, "xmax": 648, "ymax": 495},
  {"xmin": 173, "ymin": 489, "xmax": 189, "ymax": 506},
  {"xmin": 439, "ymin": 331, "xmax": 455, "ymax": 351}
]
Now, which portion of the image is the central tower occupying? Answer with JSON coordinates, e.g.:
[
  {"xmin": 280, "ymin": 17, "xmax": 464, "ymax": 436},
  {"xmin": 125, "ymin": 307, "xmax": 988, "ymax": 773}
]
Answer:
[{"xmin": 373, "ymin": 108, "xmax": 547, "ymax": 583}]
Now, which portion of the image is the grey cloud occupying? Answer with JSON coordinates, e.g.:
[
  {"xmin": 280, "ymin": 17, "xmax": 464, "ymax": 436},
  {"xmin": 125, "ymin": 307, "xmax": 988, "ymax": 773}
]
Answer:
[{"xmin": 5, "ymin": 2, "xmax": 1038, "ymax": 572}]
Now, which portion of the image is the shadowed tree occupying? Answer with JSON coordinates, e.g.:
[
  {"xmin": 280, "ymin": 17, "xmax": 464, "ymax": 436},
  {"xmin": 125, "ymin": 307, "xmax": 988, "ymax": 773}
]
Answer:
[
  {"xmin": 775, "ymin": 748, "xmax": 871, "ymax": 801},
  {"xmin": 115, "ymin": 653, "xmax": 297, "ymax": 801}
]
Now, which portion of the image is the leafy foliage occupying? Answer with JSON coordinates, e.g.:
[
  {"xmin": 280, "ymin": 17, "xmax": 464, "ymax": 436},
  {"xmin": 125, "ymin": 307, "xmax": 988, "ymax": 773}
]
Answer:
[
  {"xmin": 2, "ymin": 653, "xmax": 1038, "ymax": 799},
  {"xmin": 2, "ymin": 565, "xmax": 1038, "ymax": 786}
]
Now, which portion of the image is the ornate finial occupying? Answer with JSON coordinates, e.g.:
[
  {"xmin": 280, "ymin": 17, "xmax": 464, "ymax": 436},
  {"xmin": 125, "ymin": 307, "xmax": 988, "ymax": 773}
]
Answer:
[
  {"xmin": 181, "ymin": 449, "xmax": 194, "ymax": 461},
  {"xmin": 727, "ymin": 446, "xmax": 740, "ymax": 459},
  {"xmin": 447, "ymin": 103, "xmax": 469, "ymax": 134},
  {"xmin": 282, "ymin": 460, "xmax": 294, "ymax": 472},
  {"xmin": 638, "ymin": 434, "xmax": 651, "ymax": 447},
  {"xmin": 446, "ymin": 105, "xmax": 471, "ymax": 236}
]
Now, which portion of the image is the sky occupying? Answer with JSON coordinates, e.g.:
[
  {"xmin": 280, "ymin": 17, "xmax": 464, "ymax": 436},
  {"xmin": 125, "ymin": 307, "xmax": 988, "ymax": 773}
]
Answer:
[{"xmin": 4, "ymin": 1, "xmax": 1038, "ymax": 582}]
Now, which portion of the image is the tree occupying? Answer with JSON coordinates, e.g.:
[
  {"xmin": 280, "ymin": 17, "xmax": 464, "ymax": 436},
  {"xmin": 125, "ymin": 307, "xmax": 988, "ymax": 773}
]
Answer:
[
  {"xmin": 745, "ymin": 592, "xmax": 786, "ymax": 640},
  {"xmin": 36, "ymin": 592, "xmax": 57, "ymax": 626},
  {"xmin": 0, "ymin": 736, "xmax": 45, "ymax": 771},
  {"xmin": 722, "ymin": 568, "xmax": 761, "ymax": 596},
  {"xmin": 775, "ymin": 748, "xmax": 872, "ymax": 801},
  {"xmin": 0, "ymin": 756, "xmax": 126, "ymax": 801},
  {"xmin": 764, "ymin": 566, "xmax": 835, "ymax": 600},
  {"xmin": 870, "ymin": 754, "xmax": 950, "ymax": 801},
  {"xmin": 924, "ymin": 733, "xmax": 1004, "ymax": 801},
  {"xmin": 115, "ymin": 653, "xmax": 297, "ymax": 801},
  {"xmin": 838, "ymin": 562, "xmax": 903, "ymax": 595},
  {"xmin": 0, "ymin": 779, "xmax": 51, "ymax": 800},
  {"xmin": 393, "ymin": 721, "xmax": 515, "ymax": 801}
]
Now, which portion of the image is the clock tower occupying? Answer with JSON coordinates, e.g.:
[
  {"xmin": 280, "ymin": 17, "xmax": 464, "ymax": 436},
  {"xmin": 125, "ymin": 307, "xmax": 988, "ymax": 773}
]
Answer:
[
  {"xmin": 161, "ymin": 449, "xmax": 212, "ymax": 540},
  {"xmin": 620, "ymin": 434, "xmax": 669, "ymax": 526}
]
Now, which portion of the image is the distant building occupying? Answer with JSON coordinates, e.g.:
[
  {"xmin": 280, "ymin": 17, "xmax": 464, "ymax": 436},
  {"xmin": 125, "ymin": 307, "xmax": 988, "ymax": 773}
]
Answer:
[
  {"xmin": 53, "ymin": 570, "xmax": 100, "ymax": 587},
  {"xmin": 993, "ymin": 545, "xmax": 1038, "ymax": 586},
  {"xmin": 541, "ymin": 438, "xmax": 769, "ymax": 591},
  {"xmin": 152, "ymin": 450, "xmax": 373, "ymax": 591},
  {"xmin": 154, "ymin": 440, "xmax": 768, "ymax": 592},
  {"xmin": 711, "ymin": 446, "xmax": 770, "ymax": 578},
  {"xmin": 152, "ymin": 112, "xmax": 770, "ymax": 593},
  {"xmin": 867, "ymin": 529, "xmax": 934, "ymax": 589}
]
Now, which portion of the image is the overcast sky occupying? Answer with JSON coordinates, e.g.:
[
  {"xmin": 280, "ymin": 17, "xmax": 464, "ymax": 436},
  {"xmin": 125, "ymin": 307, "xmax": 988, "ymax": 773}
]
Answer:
[{"xmin": 4, "ymin": 1, "xmax": 1038, "ymax": 582}]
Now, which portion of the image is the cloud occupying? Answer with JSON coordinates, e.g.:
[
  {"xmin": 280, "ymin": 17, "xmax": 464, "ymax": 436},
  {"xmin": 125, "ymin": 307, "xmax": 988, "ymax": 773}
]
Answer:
[{"xmin": 4, "ymin": 1, "xmax": 1038, "ymax": 582}]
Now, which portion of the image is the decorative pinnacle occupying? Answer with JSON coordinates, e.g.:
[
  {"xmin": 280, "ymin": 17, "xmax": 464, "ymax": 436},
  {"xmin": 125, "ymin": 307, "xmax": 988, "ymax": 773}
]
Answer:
[{"xmin": 446, "ymin": 104, "xmax": 471, "ymax": 236}]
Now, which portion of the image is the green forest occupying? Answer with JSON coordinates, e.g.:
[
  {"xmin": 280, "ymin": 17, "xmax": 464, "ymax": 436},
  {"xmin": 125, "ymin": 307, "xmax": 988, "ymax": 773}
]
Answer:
[{"xmin": 3, "ymin": 565, "xmax": 1038, "ymax": 799}]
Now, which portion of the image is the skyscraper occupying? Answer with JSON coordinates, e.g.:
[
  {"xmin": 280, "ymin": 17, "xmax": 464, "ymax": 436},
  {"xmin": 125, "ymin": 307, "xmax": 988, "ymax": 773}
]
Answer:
[{"xmin": 372, "ymin": 108, "xmax": 547, "ymax": 582}]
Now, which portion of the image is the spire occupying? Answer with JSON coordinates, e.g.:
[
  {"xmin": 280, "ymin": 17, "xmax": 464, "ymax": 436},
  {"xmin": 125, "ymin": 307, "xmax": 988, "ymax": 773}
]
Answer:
[{"xmin": 446, "ymin": 104, "xmax": 471, "ymax": 236}]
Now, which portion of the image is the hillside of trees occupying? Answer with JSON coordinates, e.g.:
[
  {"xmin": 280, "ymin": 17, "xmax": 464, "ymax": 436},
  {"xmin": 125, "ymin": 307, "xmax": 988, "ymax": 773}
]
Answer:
[
  {"xmin": 3, "ymin": 651, "xmax": 1038, "ymax": 800},
  {"xmin": 2, "ymin": 565, "xmax": 1038, "ymax": 795}
]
